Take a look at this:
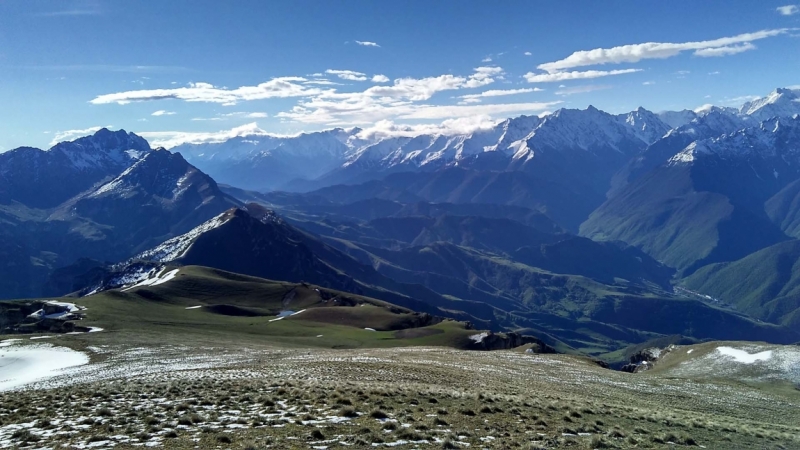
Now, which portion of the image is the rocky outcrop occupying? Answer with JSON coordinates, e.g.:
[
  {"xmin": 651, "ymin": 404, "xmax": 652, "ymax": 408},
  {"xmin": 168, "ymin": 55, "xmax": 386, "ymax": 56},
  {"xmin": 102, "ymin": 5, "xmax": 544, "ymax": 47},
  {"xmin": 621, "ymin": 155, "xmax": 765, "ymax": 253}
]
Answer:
[
  {"xmin": 621, "ymin": 346, "xmax": 675, "ymax": 373},
  {"xmin": 467, "ymin": 331, "xmax": 556, "ymax": 353}
]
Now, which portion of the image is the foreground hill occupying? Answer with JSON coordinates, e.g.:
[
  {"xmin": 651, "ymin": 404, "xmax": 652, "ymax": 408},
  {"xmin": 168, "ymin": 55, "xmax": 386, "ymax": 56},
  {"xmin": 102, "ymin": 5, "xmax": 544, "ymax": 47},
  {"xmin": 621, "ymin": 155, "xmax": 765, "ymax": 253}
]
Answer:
[{"xmin": 0, "ymin": 329, "xmax": 797, "ymax": 449}]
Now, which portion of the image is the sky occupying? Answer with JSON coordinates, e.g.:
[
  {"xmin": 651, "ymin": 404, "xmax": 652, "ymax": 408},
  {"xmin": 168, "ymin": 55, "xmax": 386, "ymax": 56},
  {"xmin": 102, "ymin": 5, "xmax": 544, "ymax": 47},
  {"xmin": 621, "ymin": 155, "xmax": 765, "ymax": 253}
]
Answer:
[{"xmin": 0, "ymin": 0, "xmax": 799, "ymax": 151}]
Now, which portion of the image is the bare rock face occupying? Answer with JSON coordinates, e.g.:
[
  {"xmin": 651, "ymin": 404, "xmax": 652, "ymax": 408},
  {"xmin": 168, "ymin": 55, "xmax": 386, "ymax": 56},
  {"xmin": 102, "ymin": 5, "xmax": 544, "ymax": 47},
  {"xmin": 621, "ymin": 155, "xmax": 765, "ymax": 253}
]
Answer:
[
  {"xmin": 621, "ymin": 346, "xmax": 676, "ymax": 373},
  {"xmin": 467, "ymin": 331, "xmax": 556, "ymax": 353}
]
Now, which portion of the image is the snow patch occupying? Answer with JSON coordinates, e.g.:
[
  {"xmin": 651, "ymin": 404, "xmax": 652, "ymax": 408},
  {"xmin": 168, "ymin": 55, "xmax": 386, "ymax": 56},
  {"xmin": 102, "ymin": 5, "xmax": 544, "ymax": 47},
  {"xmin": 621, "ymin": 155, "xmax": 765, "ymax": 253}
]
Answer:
[
  {"xmin": 0, "ymin": 344, "xmax": 90, "ymax": 391},
  {"xmin": 469, "ymin": 332, "xmax": 489, "ymax": 343},
  {"xmin": 716, "ymin": 347, "xmax": 773, "ymax": 364}
]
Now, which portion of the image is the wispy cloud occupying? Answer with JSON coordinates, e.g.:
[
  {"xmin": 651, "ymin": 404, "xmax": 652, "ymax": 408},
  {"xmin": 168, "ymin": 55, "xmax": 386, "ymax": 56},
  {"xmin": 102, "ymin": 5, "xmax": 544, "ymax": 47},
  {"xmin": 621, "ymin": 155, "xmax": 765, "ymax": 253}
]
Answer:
[
  {"xmin": 524, "ymin": 69, "xmax": 641, "ymax": 83},
  {"xmin": 151, "ymin": 110, "xmax": 176, "ymax": 116},
  {"xmin": 326, "ymin": 69, "xmax": 368, "ymax": 81},
  {"xmin": 192, "ymin": 112, "xmax": 268, "ymax": 121},
  {"xmin": 694, "ymin": 42, "xmax": 756, "ymax": 57},
  {"xmin": 355, "ymin": 40, "xmax": 380, "ymax": 47},
  {"xmin": 536, "ymin": 29, "xmax": 787, "ymax": 73},
  {"xmin": 90, "ymin": 79, "xmax": 322, "ymax": 106},
  {"xmin": 524, "ymin": 51, "xmax": 532, "ymax": 56},
  {"xmin": 139, "ymin": 123, "xmax": 273, "ymax": 148},
  {"xmin": 777, "ymin": 5, "xmax": 799, "ymax": 15},
  {"xmin": 458, "ymin": 88, "xmax": 544, "ymax": 103},
  {"xmin": 554, "ymin": 85, "xmax": 612, "ymax": 96},
  {"xmin": 372, "ymin": 74, "xmax": 390, "ymax": 83},
  {"xmin": 49, "ymin": 126, "xmax": 109, "ymax": 146}
]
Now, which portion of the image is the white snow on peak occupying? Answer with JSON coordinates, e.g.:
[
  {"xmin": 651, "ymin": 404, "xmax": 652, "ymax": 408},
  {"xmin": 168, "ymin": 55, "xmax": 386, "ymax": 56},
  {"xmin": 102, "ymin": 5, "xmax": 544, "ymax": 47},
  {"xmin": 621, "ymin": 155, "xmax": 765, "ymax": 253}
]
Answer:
[
  {"xmin": 134, "ymin": 212, "xmax": 233, "ymax": 262},
  {"xmin": 740, "ymin": 88, "xmax": 800, "ymax": 121}
]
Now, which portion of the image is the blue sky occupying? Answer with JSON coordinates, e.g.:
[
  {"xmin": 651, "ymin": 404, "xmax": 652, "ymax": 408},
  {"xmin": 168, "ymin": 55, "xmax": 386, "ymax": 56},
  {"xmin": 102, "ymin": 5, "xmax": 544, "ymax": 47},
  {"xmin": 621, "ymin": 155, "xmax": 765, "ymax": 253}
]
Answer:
[{"xmin": 0, "ymin": 0, "xmax": 798, "ymax": 150}]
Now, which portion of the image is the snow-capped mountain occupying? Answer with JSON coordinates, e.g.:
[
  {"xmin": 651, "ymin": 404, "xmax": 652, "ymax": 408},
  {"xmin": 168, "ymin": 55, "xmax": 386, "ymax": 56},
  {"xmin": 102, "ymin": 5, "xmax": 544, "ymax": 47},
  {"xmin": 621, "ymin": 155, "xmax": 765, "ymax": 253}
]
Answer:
[
  {"xmin": 89, "ymin": 205, "xmax": 358, "ymax": 294},
  {"xmin": 616, "ymin": 107, "xmax": 673, "ymax": 145},
  {"xmin": 0, "ymin": 128, "xmax": 152, "ymax": 208},
  {"xmin": 740, "ymin": 88, "xmax": 800, "ymax": 122},
  {"xmin": 173, "ymin": 128, "xmax": 370, "ymax": 191},
  {"xmin": 670, "ymin": 115, "xmax": 800, "ymax": 169},
  {"xmin": 48, "ymin": 149, "xmax": 241, "ymax": 256}
]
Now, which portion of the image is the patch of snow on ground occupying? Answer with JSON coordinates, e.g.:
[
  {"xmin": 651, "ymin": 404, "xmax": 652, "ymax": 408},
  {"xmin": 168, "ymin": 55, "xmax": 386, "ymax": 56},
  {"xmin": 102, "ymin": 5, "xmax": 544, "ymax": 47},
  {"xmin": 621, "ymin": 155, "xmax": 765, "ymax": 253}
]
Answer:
[
  {"xmin": 0, "ymin": 339, "xmax": 22, "ymax": 348},
  {"xmin": 185, "ymin": 305, "xmax": 203, "ymax": 310},
  {"xmin": 717, "ymin": 347, "xmax": 773, "ymax": 364},
  {"xmin": 269, "ymin": 309, "xmax": 307, "ymax": 322},
  {"xmin": 0, "ymin": 344, "xmax": 90, "ymax": 391},
  {"xmin": 469, "ymin": 332, "xmax": 489, "ymax": 343},
  {"xmin": 364, "ymin": 328, "xmax": 377, "ymax": 332}
]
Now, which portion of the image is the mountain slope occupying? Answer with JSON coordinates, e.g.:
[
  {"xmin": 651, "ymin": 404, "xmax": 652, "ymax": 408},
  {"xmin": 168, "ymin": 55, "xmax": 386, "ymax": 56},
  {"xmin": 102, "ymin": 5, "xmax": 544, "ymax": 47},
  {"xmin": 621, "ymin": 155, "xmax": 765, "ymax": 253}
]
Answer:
[
  {"xmin": 49, "ymin": 149, "xmax": 241, "ymax": 259},
  {"xmin": 0, "ymin": 128, "xmax": 151, "ymax": 208},
  {"xmin": 766, "ymin": 178, "xmax": 800, "ymax": 238},
  {"xmin": 583, "ymin": 117, "xmax": 800, "ymax": 274},
  {"xmin": 682, "ymin": 239, "xmax": 800, "ymax": 327}
]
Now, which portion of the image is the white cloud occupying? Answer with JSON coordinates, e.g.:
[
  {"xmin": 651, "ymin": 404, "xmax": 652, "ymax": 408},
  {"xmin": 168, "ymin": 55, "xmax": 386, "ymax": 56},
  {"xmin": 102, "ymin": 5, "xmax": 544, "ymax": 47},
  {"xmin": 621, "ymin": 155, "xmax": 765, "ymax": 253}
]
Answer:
[
  {"xmin": 151, "ymin": 110, "xmax": 176, "ymax": 116},
  {"xmin": 676, "ymin": 70, "xmax": 691, "ymax": 75},
  {"xmin": 554, "ymin": 85, "xmax": 612, "ymax": 96},
  {"xmin": 50, "ymin": 126, "xmax": 109, "ymax": 146},
  {"xmin": 138, "ymin": 122, "xmax": 274, "ymax": 148},
  {"xmin": 720, "ymin": 95, "xmax": 760, "ymax": 106},
  {"xmin": 524, "ymin": 69, "xmax": 641, "ymax": 83},
  {"xmin": 326, "ymin": 69, "xmax": 368, "ymax": 81},
  {"xmin": 192, "ymin": 112, "xmax": 268, "ymax": 121},
  {"xmin": 397, "ymin": 101, "xmax": 561, "ymax": 120},
  {"xmin": 537, "ymin": 29, "xmax": 788, "ymax": 72},
  {"xmin": 356, "ymin": 116, "xmax": 502, "ymax": 140},
  {"xmin": 458, "ymin": 88, "xmax": 544, "ymax": 103},
  {"xmin": 372, "ymin": 74, "xmax": 390, "ymax": 83},
  {"xmin": 777, "ymin": 5, "xmax": 799, "ymax": 15},
  {"xmin": 694, "ymin": 42, "xmax": 756, "ymax": 57},
  {"xmin": 524, "ymin": 51, "xmax": 532, "ymax": 56},
  {"xmin": 709, "ymin": 71, "xmax": 721, "ymax": 75},
  {"xmin": 481, "ymin": 57, "xmax": 493, "ymax": 63},
  {"xmin": 642, "ymin": 81, "xmax": 655, "ymax": 85},
  {"xmin": 465, "ymin": 66, "xmax": 504, "ymax": 88},
  {"xmin": 355, "ymin": 40, "xmax": 380, "ymax": 47},
  {"xmin": 90, "ymin": 78, "xmax": 322, "ymax": 105},
  {"xmin": 303, "ymin": 79, "xmax": 343, "ymax": 86}
]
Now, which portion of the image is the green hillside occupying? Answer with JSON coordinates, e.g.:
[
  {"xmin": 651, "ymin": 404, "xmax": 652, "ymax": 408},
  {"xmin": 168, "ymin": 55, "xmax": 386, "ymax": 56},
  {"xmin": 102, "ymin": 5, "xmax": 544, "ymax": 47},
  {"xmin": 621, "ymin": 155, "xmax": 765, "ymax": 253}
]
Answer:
[{"xmin": 683, "ymin": 239, "xmax": 800, "ymax": 327}]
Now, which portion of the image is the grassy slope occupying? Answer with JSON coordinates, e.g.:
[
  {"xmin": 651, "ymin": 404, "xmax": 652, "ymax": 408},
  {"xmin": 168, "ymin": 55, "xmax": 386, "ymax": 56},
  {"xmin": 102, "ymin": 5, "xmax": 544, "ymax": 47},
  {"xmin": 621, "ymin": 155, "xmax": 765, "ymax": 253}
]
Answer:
[
  {"xmin": 683, "ymin": 239, "xmax": 800, "ymax": 327},
  {"xmin": 72, "ymin": 266, "xmax": 479, "ymax": 350}
]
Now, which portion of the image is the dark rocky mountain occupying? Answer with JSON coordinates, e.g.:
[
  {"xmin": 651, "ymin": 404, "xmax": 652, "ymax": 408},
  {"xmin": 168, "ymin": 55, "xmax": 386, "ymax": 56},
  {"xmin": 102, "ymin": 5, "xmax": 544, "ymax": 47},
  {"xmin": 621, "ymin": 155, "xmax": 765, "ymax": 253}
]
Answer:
[
  {"xmin": 0, "ymin": 134, "xmax": 240, "ymax": 299},
  {"xmin": 0, "ymin": 128, "xmax": 151, "ymax": 208}
]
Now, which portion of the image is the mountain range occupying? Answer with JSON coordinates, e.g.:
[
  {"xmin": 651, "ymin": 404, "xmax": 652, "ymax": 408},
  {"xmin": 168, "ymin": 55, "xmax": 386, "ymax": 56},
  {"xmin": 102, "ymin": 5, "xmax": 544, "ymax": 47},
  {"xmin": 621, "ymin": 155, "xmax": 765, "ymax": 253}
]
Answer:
[{"xmin": 2, "ymin": 87, "xmax": 800, "ymax": 362}]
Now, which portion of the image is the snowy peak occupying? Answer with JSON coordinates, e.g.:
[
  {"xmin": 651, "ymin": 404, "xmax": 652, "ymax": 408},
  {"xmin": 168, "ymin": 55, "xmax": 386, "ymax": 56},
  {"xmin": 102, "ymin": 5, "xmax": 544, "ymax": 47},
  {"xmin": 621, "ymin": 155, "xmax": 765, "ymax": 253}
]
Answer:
[
  {"xmin": 89, "ymin": 149, "xmax": 214, "ymax": 201},
  {"xmin": 740, "ymin": 88, "xmax": 800, "ymax": 122},
  {"xmin": 670, "ymin": 115, "xmax": 800, "ymax": 165},
  {"xmin": 132, "ymin": 208, "xmax": 240, "ymax": 263},
  {"xmin": 526, "ymin": 105, "xmax": 647, "ymax": 155},
  {"xmin": 617, "ymin": 107, "xmax": 672, "ymax": 145},
  {"xmin": 49, "ymin": 128, "xmax": 151, "ymax": 171}
]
